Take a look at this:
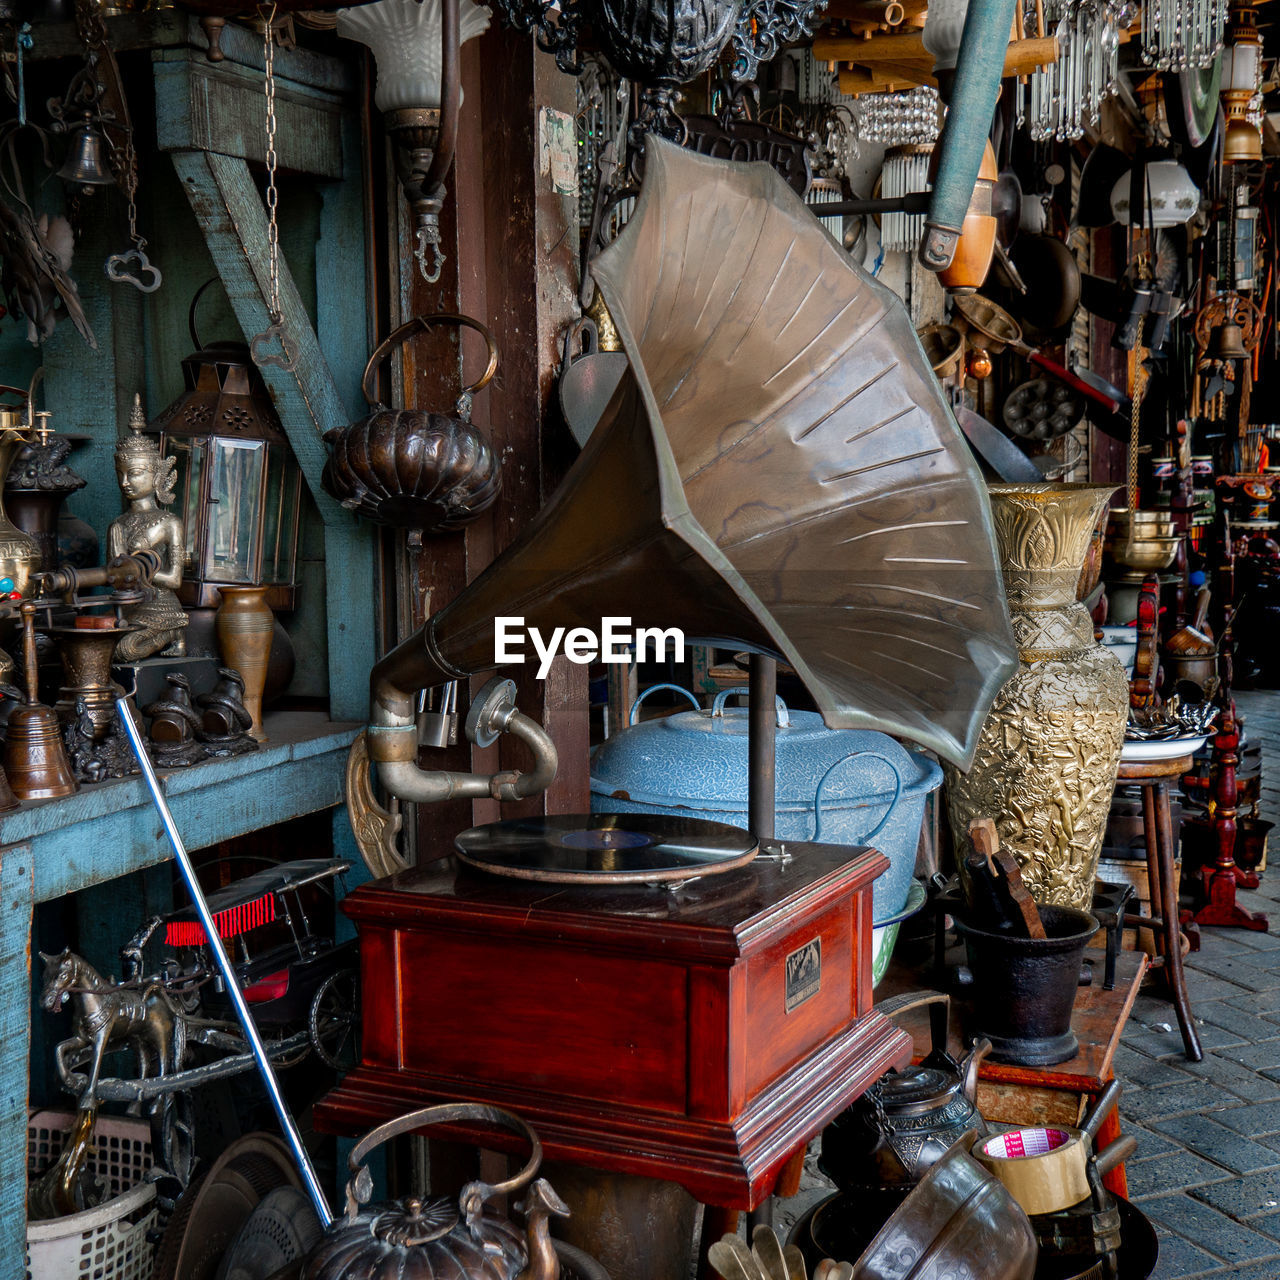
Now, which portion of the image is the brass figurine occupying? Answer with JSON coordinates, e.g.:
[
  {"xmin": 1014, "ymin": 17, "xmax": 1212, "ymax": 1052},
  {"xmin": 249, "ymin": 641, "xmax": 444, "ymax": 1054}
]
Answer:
[
  {"xmin": 108, "ymin": 394, "xmax": 188, "ymax": 661},
  {"xmin": 63, "ymin": 694, "xmax": 139, "ymax": 783},
  {"xmin": 40, "ymin": 948, "xmax": 188, "ymax": 1105},
  {"xmin": 195, "ymin": 667, "xmax": 259, "ymax": 757},
  {"xmin": 143, "ymin": 672, "xmax": 207, "ymax": 768}
]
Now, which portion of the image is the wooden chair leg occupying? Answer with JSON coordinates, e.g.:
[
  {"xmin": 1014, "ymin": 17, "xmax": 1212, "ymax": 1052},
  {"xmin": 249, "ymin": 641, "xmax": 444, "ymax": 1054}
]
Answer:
[{"xmin": 1155, "ymin": 783, "xmax": 1202, "ymax": 1062}]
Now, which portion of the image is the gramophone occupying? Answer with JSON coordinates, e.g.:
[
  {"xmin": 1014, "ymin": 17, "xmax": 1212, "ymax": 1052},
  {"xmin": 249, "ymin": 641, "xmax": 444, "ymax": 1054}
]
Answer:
[{"xmin": 317, "ymin": 145, "xmax": 1017, "ymax": 1259}]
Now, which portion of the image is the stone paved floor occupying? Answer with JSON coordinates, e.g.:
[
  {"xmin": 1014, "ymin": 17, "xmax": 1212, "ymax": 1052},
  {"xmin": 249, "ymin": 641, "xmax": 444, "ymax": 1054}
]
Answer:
[
  {"xmin": 1117, "ymin": 689, "xmax": 1280, "ymax": 1278},
  {"xmin": 770, "ymin": 689, "xmax": 1280, "ymax": 1277}
]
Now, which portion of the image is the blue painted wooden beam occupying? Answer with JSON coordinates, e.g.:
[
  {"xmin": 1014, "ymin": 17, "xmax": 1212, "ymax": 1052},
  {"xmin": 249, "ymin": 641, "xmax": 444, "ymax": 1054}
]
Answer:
[
  {"xmin": 0, "ymin": 844, "xmax": 34, "ymax": 1278},
  {"xmin": 168, "ymin": 149, "xmax": 376, "ymax": 720}
]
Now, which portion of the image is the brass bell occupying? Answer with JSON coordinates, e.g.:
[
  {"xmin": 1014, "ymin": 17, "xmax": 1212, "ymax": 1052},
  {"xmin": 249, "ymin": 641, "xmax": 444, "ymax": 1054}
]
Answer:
[
  {"xmin": 56, "ymin": 118, "xmax": 115, "ymax": 193},
  {"xmin": 1207, "ymin": 320, "xmax": 1249, "ymax": 362}
]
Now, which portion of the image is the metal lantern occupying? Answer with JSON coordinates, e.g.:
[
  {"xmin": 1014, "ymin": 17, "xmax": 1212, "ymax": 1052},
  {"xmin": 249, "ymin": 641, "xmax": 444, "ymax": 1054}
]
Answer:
[{"xmin": 151, "ymin": 339, "xmax": 302, "ymax": 611}]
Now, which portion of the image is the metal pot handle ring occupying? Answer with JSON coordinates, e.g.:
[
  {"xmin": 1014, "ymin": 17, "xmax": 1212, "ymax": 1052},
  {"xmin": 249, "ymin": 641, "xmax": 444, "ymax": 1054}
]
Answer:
[
  {"xmin": 812, "ymin": 750, "xmax": 904, "ymax": 844},
  {"xmin": 629, "ymin": 682, "xmax": 701, "ymax": 725},
  {"xmin": 361, "ymin": 313, "xmax": 499, "ymax": 413},
  {"xmin": 344, "ymin": 1102, "xmax": 542, "ymax": 1228},
  {"xmin": 711, "ymin": 685, "xmax": 791, "ymax": 727}
]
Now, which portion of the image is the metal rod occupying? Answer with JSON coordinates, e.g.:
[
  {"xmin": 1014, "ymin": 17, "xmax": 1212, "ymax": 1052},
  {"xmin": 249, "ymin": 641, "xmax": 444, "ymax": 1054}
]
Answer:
[
  {"xmin": 114, "ymin": 696, "xmax": 334, "ymax": 1227},
  {"xmin": 748, "ymin": 654, "xmax": 777, "ymax": 840}
]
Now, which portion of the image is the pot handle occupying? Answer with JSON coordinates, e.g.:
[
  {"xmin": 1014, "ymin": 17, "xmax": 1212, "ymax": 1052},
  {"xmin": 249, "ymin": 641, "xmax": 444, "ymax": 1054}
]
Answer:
[
  {"xmin": 360, "ymin": 313, "xmax": 499, "ymax": 415},
  {"xmin": 344, "ymin": 1102, "xmax": 542, "ymax": 1233},
  {"xmin": 711, "ymin": 686, "xmax": 791, "ymax": 727},
  {"xmin": 813, "ymin": 750, "xmax": 903, "ymax": 844},
  {"xmin": 874, "ymin": 989, "xmax": 950, "ymax": 1058},
  {"xmin": 629, "ymin": 683, "xmax": 701, "ymax": 726}
]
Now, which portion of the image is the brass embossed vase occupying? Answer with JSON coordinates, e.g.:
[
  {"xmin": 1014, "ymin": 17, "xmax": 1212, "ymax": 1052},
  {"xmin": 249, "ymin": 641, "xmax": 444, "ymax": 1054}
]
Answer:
[{"xmin": 946, "ymin": 483, "xmax": 1128, "ymax": 909}]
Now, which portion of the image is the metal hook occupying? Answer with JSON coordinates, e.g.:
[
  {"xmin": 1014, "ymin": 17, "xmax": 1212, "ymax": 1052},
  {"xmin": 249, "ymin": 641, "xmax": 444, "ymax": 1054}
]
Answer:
[
  {"xmin": 105, "ymin": 247, "xmax": 162, "ymax": 294},
  {"xmin": 250, "ymin": 312, "xmax": 298, "ymax": 372},
  {"xmin": 415, "ymin": 227, "xmax": 445, "ymax": 283}
]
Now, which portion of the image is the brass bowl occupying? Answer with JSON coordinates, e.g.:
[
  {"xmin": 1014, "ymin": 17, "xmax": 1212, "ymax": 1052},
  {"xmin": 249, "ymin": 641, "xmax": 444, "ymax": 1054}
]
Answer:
[
  {"xmin": 1109, "ymin": 520, "xmax": 1176, "ymax": 541},
  {"xmin": 1106, "ymin": 534, "xmax": 1181, "ymax": 571}
]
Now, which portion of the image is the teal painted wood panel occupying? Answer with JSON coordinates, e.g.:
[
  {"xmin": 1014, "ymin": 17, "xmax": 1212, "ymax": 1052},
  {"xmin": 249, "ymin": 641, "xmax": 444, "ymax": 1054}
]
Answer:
[
  {"xmin": 0, "ymin": 844, "xmax": 35, "ymax": 1276},
  {"xmin": 22, "ymin": 715, "xmax": 359, "ymax": 902},
  {"xmin": 167, "ymin": 149, "xmax": 376, "ymax": 719}
]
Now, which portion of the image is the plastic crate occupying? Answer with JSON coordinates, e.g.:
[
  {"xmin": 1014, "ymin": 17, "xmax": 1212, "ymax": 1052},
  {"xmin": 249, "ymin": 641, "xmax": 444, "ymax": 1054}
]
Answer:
[{"xmin": 26, "ymin": 1110, "xmax": 157, "ymax": 1280}]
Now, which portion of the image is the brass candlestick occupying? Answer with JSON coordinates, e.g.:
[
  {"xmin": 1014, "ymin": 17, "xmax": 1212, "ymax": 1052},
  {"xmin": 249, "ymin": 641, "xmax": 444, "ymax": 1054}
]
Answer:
[{"xmin": 5, "ymin": 603, "xmax": 77, "ymax": 800}]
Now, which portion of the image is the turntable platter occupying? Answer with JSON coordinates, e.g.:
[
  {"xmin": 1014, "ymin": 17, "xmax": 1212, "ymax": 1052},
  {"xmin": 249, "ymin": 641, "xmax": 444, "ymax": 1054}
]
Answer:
[{"xmin": 454, "ymin": 813, "xmax": 758, "ymax": 884}]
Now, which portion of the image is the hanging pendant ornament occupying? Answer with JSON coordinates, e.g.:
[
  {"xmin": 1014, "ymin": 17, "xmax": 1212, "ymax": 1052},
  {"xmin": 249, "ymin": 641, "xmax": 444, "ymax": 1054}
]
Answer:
[
  {"xmin": 250, "ymin": 3, "xmax": 298, "ymax": 373},
  {"xmin": 63, "ymin": 0, "xmax": 162, "ymax": 293}
]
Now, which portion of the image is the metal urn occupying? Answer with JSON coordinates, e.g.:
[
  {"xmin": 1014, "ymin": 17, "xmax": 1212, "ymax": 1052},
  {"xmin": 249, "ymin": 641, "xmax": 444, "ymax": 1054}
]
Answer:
[
  {"xmin": 945, "ymin": 483, "xmax": 1129, "ymax": 910},
  {"xmin": 303, "ymin": 1104, "xmax": 566, "ymax": 1280}
]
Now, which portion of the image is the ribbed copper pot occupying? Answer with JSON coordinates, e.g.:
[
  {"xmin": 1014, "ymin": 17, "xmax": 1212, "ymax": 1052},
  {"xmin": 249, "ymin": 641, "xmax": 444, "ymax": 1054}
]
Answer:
[
  {"xmin": 323, "ymin": 314, "xmax": 502, "ymax": 533},
  {"xmin": 303, "ymin": 1104, "xmax": 566, "ymax": 1280}
]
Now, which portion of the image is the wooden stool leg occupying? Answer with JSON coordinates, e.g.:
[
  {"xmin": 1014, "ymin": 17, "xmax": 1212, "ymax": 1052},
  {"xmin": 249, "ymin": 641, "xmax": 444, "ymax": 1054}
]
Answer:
[
  {"xmin": 1155, "ymin": 782, "xmax": 1202, "ymax": 1062},
  {"xmin": 1141, "ymin": 783, "xmax": 1165, "ymax": 962}
]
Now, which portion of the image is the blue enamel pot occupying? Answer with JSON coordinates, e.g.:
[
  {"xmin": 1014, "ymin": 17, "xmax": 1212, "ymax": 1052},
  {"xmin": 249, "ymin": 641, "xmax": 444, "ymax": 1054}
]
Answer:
[{"xmin": 589, "ymin": 685, "xmax": 943, "ymax": 922}]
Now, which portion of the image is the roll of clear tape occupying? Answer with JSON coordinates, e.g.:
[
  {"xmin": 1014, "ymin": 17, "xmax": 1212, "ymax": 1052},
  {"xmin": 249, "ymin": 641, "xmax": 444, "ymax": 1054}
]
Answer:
[{"xmin": 974, "ymin": 1126, "xmax": 1091, "ymax": 1216}]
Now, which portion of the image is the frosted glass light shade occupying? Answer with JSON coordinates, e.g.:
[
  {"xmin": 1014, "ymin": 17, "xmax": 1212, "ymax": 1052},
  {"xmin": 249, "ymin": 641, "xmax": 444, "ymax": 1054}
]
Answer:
[
  {"xmin": 337, "ymin": 0, "xmax": 492, "ymax": 112},
  {"xmin": 922, "ymin": 0, "xmax": 970, "ymax": 71},
  {"xmin": 1223, "ymin": 36, "xmax": 1260, "ymax": 92},
  {"xmin": 1110, "ymin": 161, "xmax": 1200, "ymax": 227}
]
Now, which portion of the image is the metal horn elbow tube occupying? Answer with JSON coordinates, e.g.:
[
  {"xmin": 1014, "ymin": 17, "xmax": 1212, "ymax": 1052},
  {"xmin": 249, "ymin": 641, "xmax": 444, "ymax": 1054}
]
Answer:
[{"xmin": 918, "ymin": 0, "xmax": 1019, "ymax": 272}]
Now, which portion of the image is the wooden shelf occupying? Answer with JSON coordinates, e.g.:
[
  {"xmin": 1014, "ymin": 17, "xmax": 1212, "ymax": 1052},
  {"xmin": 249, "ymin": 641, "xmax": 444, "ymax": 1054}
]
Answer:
[
  {"xmin": 3, "ymin": 712, "xmax": 362, "ymax": 1275},
  {"xmin": 17, "ymin": 712, "xmax": 360, "ymax": 904}
]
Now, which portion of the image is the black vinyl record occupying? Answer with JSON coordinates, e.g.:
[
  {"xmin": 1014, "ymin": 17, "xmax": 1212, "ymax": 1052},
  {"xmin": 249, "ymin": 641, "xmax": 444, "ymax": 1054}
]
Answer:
[{"xmin": 455, "ymin": 812, "xmax": 758, "ymax": 884}]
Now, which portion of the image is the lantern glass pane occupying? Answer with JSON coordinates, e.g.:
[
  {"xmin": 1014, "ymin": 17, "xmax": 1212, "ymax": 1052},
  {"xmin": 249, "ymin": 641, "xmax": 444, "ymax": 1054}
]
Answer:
[
  {"xmin": 204, "ymin": 439, "xmax": 264, "ymax": 582},
  {"xmin": 167, "ymin": 438, "xmax": 205, "ymax": 574},
  {"xmin": 260, "ymin": 447, "xmax": 299, "ymax": 585}
]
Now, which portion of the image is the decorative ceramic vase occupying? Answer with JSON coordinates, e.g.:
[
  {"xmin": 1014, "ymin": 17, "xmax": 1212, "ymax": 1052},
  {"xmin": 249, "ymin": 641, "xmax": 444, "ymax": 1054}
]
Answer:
[
  {"xmin": 215, "ymin": 587, "xmax": 274, "ymax": 742},
  {"xmin": 945, "ymin": 483, "xmax": 1129, "ymax": 910}
]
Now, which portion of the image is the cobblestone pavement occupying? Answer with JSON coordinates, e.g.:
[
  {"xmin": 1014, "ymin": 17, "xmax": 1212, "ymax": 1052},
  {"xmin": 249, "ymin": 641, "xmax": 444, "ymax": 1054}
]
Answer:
[
  {"xmin": 769, "ymin": 689, "xmax": 1280, "ymax": 1278},
  {"xmin": 1117, "ymin": 689, "xmax": 1280, "ymax": 1279}
]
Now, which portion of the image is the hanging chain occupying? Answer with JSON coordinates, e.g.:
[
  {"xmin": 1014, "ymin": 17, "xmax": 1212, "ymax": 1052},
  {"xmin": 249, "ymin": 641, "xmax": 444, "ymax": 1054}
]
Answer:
[
  {"xmin": 250, "ymin": 2, "xmax": 297, "ymax": 371},
  {"xmin": 263, "ymin": 2, "xmax": 280, "ymax": 320},
  {"xmin": 72, "ymin": 0, "xmax": 160, "ymax": 291}
]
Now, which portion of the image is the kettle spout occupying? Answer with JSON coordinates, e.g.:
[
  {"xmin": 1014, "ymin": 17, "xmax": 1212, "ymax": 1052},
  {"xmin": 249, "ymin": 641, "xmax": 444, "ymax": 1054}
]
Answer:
[{"xmin": 517, "ymin": 1178, "xmax": 569, "ymax": 1280}]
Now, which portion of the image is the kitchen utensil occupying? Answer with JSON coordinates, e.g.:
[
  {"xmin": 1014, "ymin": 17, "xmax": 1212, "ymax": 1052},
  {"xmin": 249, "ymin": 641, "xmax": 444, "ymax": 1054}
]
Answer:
[
  {"xmin": 322, "ymin": 313, "xmax": 502, "ymax": 531},
  {"xmin": 1003, "ymin": 378, "xmax": 1085, "ymax": 441},
  {"xmin": 1007, "ymin": 233, "xmax": 1081, "ymax": 332},
  {"xmin": 953, "ymin": 405, "xmax": 1043, "ymax": 482},
  {"xmin": 794, "ymin": 1136, "xmax": 1038, "ymax": 1280},
  {"xmin": 952, "ymin": 293, "xmax": 1121, "ymax": 413},
  {"xmin": 953, "ymin": 905, "xmax": 1100, "ymax": 1065},
  {"xmin": 820, "ymin": 990, "xmax": 989, "ymax": 1192},
  {"xmin": 590, "ymin": 685, "xmax": 940, "ymax": 920},
  {"xmin": 302, "ymin": 1104, "xmax": 566, "ymax": 1280}
]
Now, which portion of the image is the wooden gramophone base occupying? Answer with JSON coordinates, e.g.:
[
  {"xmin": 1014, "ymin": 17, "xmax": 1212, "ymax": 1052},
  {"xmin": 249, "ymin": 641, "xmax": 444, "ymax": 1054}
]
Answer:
[{"xmin": 315, "ymin": 839, "xmax": 911, "ymax": 1210}]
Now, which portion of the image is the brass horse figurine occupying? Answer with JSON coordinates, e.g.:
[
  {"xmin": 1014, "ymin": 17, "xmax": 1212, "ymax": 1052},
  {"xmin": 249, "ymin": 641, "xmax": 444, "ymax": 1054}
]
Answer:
[{"xmin": 40, "ymin": 948, "xmax": 188, "ymax": 1105}]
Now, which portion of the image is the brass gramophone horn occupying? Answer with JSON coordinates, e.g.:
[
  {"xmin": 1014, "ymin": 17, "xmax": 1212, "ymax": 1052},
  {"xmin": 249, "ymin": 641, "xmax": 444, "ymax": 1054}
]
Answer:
[{"xmin": 367, "ymin": 142, "xmax": 1017, "ymax": 800}]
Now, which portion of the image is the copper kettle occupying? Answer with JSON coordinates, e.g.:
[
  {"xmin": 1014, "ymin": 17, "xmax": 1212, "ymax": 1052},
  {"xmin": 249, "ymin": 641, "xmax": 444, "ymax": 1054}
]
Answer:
[
  {"xmin": 303, "ymin": 1104, "xmax": 566, "ymax": 1280},
  {"xmin": 322, "ymin": 314, "xmax": 502, "ymax": 534},
  {"xmin": 820, "ymin": 991, "xmax": 990, "ymax": 1191}
]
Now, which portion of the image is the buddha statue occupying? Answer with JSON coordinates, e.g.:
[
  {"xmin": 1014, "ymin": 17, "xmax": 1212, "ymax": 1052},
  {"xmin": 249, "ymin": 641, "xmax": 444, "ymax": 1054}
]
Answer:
[{"xmin": 108, "ymin": 395, "xmax": 188, "ymax": 661}]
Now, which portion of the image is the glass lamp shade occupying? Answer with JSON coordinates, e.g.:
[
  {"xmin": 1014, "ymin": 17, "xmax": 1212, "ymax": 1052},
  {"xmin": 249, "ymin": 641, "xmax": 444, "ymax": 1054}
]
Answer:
[
  {"xmin": 1223, "ymin": 36, "xmax": 1261, "ymax": 90},
  {"xmin": 1109, "ymin": 161, "xmax": 1201, "ymax": 228},
  {"xmin": 152, "ymin": 343, "xmax": 302, "ymax": 612},
  {"xmin": 922, "ymin": 0, "xmax": 970, "ymax": 72},
  {"xmin": 336, "ymin": 0, "xmax": 492, "ymax": 113}
]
